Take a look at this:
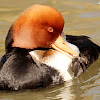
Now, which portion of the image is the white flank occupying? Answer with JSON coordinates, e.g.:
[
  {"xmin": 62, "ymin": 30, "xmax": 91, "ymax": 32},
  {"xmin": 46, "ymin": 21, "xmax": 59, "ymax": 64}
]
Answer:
[
  {"xmin": 29, "ymin": 50, "xmax": 73, "ymax": 81},
  {"xmin": 43, "ymin": 51, "xmax": 73, "ymax": 81}
]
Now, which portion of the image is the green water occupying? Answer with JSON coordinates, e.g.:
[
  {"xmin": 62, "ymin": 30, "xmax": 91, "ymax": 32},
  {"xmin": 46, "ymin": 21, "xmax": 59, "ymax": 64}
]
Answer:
[{"xmin": 0, "ymin": 0, "xmax": 100, "ymax": 100}]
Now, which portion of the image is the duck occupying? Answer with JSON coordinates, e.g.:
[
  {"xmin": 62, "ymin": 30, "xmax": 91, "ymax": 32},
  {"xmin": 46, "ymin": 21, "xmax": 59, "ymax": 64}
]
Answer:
[{"xmin": 0, "ymin": 4, "xmax": 100, "ymax": 90}]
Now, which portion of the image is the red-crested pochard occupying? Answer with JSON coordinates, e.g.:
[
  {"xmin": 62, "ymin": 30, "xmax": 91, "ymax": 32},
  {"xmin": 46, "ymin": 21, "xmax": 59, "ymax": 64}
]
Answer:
[{"xmin": 0, "ymin": 4, "xmax": 100, "ymax": 90}]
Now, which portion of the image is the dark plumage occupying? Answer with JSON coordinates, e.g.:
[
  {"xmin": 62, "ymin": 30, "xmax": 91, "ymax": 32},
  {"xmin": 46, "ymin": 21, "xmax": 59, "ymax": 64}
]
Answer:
[
  {"xmin": 0, "ymin": 48, "xmax": 63, "ymax": 90},
  {"xmin": 66, "ymin": 35, "xmax": 100, "ymax": 77},
  {"xmin": 66, "ymin": 35, "xmax": 100, "ymax": 67}
]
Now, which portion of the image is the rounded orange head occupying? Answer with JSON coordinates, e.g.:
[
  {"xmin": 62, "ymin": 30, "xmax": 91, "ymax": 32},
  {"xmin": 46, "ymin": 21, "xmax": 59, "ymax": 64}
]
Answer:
[
  {"xmin": 12, "ymin": 4, "xmax": 64, "ymax": 49},
  {"xmin": 11, "ymin": 4, "xmax": 79, "ymax": 58}
]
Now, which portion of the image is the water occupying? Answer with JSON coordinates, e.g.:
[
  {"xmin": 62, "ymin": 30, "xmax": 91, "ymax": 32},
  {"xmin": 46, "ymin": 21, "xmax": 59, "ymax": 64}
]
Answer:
[{"xmin": 0, "ymin": 0, "xmax": 100, "ymax": 99}]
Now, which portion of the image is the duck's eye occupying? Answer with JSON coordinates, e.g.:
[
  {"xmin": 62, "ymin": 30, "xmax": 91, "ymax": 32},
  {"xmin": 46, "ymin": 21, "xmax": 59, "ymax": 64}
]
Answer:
[{"xmin": 47, "ymin": 27, "xmax": 54, "ymax": 32}]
